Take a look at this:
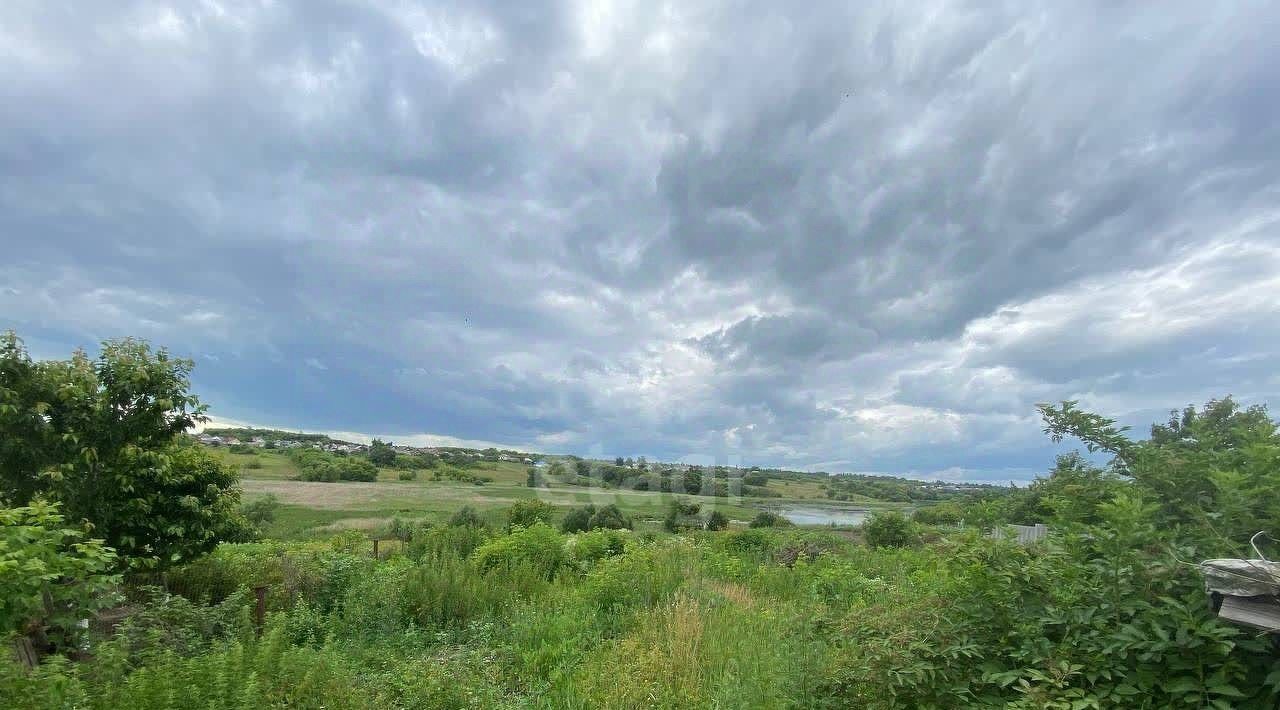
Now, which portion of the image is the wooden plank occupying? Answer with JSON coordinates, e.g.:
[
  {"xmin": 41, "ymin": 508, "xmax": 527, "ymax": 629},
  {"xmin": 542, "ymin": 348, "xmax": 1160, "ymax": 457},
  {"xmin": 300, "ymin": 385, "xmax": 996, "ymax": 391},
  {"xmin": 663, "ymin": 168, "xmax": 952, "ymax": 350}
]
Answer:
[{"xmin": 1219, "ymin": 595, "xmax": 1280, "ymax": 632}]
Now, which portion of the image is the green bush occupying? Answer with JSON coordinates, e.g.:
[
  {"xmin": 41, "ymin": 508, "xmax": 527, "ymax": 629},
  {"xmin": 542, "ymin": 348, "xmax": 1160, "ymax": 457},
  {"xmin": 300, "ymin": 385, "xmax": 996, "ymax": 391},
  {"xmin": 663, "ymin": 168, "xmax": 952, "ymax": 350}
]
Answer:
[
  {"xmin": 663, "ymin": 500, "xmax": 702, "ymax": 532},
  {"xmin": 505, "ymin": 499, "xmax": 556, "ymax": 531},
  {"xmin": 567, "ymin": 529, "xmax": 629, "ymax": 571},
  {"xmin": 400, "ymin": 556, "xmax": 547, "ymax": 630},
  {"xmin": 587, "ymin": 504, "xmax": 632, "ymax": 530},
  {"xmin": 748, "ymin": 511, "xmax": 793, "ymax": 528},
  {"xmin": 472, "ymin": 523, "xmax": 565, "ymax": 579},
  {"xmin": 581, "ymin": 543, "xmax": 687, "ymax": 614},
  {"xmin": 338, "ymin": 458, "xmax": 378, "ymax": 482},
  {"xmin": 408, "ymin": 524, "xmax": 488, "ymax": 562},
  {"xmin": 447, "ymin": 506, "xmax": 486, "ymax": 528},
  {"xmin": 1, "ymin": 501, "xmax": 120, "ymax": 648},
  {"xmin": 704, "ymin": 510, "xmax": 729, "ymax": 531},
  {"xmin": 863, "ymin": 511, "xmax": 918, "ymax": 548},
  {"xmin": 560, "ymin": 505, "xmax": 595, "ymax": 533},
  {"xmin": 240, "ymin": 494, "xmax": 279, "ymax": 531},
  {"xmin": 396, "ymin": 469, "xmax": 418, "ymax": 481}
]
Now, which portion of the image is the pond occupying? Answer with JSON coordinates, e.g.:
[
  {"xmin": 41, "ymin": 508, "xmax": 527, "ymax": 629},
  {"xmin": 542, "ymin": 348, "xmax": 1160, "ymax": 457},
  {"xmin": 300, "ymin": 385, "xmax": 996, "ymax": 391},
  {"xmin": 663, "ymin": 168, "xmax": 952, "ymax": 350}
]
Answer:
[{"xmin": 771, "ymin": 505, "xmax": 870, "ymax": 526}]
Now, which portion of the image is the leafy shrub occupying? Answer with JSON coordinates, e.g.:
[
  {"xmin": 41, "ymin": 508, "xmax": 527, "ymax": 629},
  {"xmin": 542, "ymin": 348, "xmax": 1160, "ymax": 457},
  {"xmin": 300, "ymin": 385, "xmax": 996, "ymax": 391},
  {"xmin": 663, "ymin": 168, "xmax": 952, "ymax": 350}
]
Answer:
[
  {"xmin": 749, "ymin": 511, "xmax": 793, "ymax": 528},
  {"xmin": 704, "ymin": 510, "xmax": 729, "ymax": 531},
  {"xmin": 240, "ymin": 494, "xmax": 279, "ymax": 530},
  {"xmin": 560, "ymin": 505, "xmax": 595, "ymax": 533},
  {"xmin": 337, "ymin": 458, "xmax": 378, "ymax": 482},
  {"xmin": 581, "ymin": 543, "xmax": 688, "ymax": 616},
  {"xmin": 912, "ymin": 502, "xmax": 963, "ymax": 526},
  {"xmin": 165, "ymin": 541, "xmax": 371, "ymax": 613},
  {"xmin": 400, "ymin": 556, "xmax": 547, "ymax": 630},
  {"xmin": 863, "ymin": 511, "xmax": 918, "ymax": 548},
  {"xmin": 472, "ymin": 523, "xmax": 565, "ymax": 579},
  {"xmin": 448, "ymin": 506, "xmax": 486, "ymax": 529},
  {"xmin": 1, "ymin": 501, "xmax": 120, "ymax": 649},
  {"xmin": 566, "ymin": 529, "xmax": 629, "ymax": 571},
  {"xmin": 506, "ymin": 499, "xmax": 556, "ymax": 531},
  {"xmin": 243, "ymin": 459, "xmax": 264, "ymax": 469},
  {"xmin": 719, "ymin": 528, "xmax": 776, "ymax": 557},
  {"xmin": 396, "ymin": 469, "xmax": 418, "ymax": 481},
  {"xmin": 588, "ymin": 504, "xmax": 632, "ymax": 531},
  {"xmin": 408, "ymin": 524, "xmax": 488, "ymax": 562},
  {"xmin": 110, "ymin": 586, "xmax": 253, "ymax": 659},
  {"xmin": 663, "ymin": 500, "xmax": 702, "ymax": 532}
]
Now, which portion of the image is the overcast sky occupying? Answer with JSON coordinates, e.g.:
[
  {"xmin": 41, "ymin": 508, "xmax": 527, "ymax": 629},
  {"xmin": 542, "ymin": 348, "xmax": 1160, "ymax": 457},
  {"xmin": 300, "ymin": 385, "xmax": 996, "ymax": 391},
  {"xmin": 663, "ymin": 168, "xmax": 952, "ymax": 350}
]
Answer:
[{"xmin": 3, "ymin": 1, "xmax": 1279, "ymax": 481}]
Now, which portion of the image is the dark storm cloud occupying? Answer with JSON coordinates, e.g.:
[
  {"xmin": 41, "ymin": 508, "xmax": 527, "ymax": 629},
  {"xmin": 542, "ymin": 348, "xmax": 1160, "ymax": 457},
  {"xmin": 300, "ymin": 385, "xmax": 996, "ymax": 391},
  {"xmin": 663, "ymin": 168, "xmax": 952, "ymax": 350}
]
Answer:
[{"xmin": 2, "ymin": 0, "xmax": 1279, "ymax": 481}]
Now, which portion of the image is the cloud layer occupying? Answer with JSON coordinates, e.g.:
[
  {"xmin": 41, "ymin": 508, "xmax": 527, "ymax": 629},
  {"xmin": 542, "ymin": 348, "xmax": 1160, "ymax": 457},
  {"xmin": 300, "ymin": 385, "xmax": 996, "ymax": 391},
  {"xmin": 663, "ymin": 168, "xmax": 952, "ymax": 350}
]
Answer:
[{"xmin": 3, "ymin": 0, "xmax": 1279, "ymax": 481}]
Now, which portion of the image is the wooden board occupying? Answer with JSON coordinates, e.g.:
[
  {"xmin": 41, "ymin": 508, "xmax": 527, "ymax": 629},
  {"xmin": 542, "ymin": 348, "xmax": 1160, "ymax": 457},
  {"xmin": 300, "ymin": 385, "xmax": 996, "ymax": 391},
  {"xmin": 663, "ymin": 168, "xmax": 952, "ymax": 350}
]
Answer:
[{"xmin": 1218, "ymin": 595, "xmax": 1280, "ymax": 632}]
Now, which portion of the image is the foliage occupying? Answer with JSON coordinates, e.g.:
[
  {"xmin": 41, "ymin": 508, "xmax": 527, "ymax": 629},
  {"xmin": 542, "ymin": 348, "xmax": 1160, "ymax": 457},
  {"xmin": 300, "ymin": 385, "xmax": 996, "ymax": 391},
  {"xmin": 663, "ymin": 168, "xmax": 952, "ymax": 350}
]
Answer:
[
  {"xmin": 663, "ymin": 500, "xmax": 702, "ymax": 532},
  {"xmin": 472, "ymin": 523, "xmax": 565, "ymax": 579},
  {"xmin": 367, "ymin": 438, "xmax": 397, "ymax": 467},
  {"xmin": 407, "ymin": 524, "xmax": 487, "ymax": 562},
  {"xmin": 1, "ymin": 501, "xmax": 120, "ymax": 647},
  {"xmin": 863, "ymin": 510, "xmax": 919, "ymax": 548},
  {"xmin": 8, "ymin": 393, "xmax": 1280, "ymax": 709},
  {"xmin": 588, "ymin": 504, "xmax": 632, "ymax": 531},
  {"xmin": 289, "ymin": 449, "xmax": 378, "ymax": 482},
  {"xmin": 748, "ymin": 510, "xmax": 793, "ymax": 528},
  {"xmin": 566, "ymin": 529, "xmax": 628, "ymax": 571},
  {"xmin": 505, "ymin": 499, "xmax": 555, "ymax": 531},
  {"xmin": 396, "ymin": 469, "xmax": 417, "ymax": 481},
  {"xmin": 704, "ymin": 510, "xmax": 729, "ymax": 531},
  {"xmin": 240, "ymin": 495, "xmax": 280, "ymax": 532},
  {"xmin": 0, "ymin": 332, "xmax": 246, "ymax": 569},
  {"xmin": 447, "ymin": 506, "xmax": 486, "ymax": 529},
  {"xmin": 560, "ymin": 505, "xmax": 595, "ymax": 534}
]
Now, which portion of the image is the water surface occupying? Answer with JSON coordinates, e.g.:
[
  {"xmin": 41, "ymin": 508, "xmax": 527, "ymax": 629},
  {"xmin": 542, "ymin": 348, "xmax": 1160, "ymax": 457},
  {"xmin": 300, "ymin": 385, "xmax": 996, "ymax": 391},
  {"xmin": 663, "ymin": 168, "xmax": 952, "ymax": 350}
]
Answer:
[{"xmin": 773, "ymin": 505, "xmax": 869, "ymax": 526}]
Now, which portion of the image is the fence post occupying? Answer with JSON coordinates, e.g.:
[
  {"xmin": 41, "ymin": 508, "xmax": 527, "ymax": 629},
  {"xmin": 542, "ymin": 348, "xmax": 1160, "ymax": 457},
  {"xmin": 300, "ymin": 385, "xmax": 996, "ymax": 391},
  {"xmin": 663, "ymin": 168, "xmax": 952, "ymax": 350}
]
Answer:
[
  {"xmin": 372, "ymin": 538, "xmax": 380, "ymax": 560},
  {"xmin": 253, "ymin": 585, "xmax": 267, "ymax": 636}
]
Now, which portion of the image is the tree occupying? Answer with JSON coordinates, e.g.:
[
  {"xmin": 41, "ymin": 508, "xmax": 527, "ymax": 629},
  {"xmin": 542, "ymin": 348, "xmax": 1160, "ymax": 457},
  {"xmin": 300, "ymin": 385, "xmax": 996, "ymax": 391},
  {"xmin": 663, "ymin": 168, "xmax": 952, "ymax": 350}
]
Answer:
[
  {"xmin": 526, "ymin": 467, "xmax": 541, "ymax": 487},
  {"xmin": 0, "ymin": 333, "xmax": 247, "ymax": 569},
  {"xmin": 863, "ymin": 511, "xmax": 918, "ymax": 548},
  {"xmin": 575, "ymin": 460, "xmax": 592, "ymax": 478},
  {"xmin": 1034, "ymin": 396, "xmax": 1280, "ymax": 551},
  {"xmin": 368, "ymin": 439, "xmax": 397, "ymax": 467},
  {"xmin": 614, "ymin": 457, "xmax": 625, "ymax": 467}
]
